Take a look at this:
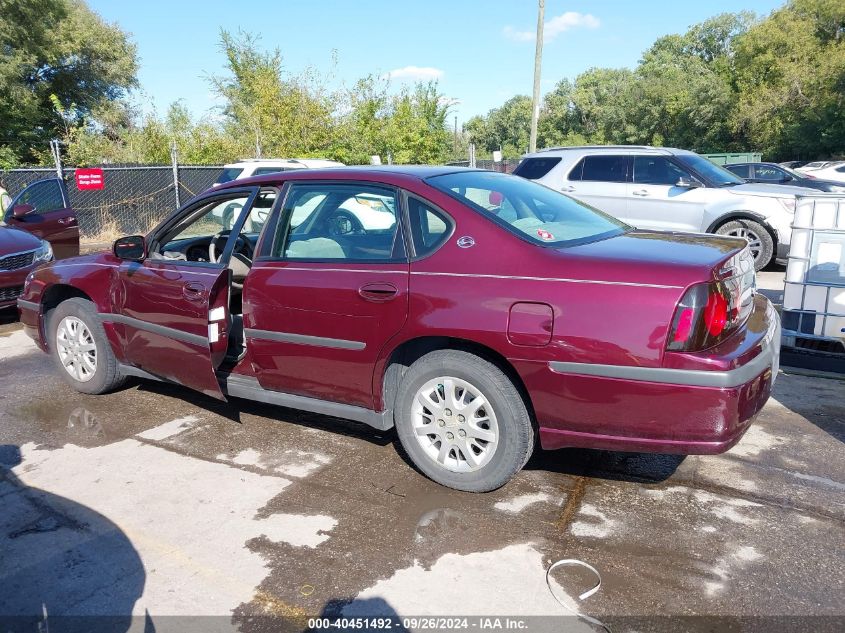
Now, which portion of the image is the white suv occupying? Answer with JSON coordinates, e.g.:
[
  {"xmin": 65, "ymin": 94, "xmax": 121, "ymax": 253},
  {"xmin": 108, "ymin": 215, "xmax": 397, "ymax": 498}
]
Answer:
[
  {"xmin": 213, "ymin": 158, "xmax": 344, "ymax": 187},
  {"xmin": 514, "ymin": 146, "xmax": 809, "ymax": 269}
]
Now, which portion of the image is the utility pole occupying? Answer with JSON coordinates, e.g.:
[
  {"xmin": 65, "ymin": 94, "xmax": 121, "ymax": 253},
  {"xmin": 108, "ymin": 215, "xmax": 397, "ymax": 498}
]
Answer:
[{"xmin": 529, "ymin": 0, "xmax": 545, "ymax": 153}]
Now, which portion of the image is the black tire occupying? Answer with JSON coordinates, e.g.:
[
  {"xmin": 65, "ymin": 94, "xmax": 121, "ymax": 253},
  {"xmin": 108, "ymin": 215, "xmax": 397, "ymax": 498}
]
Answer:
[
  {"xmin": 394, "ymin": 350, "xmax": 535, "ymax": 492},
  {"xmin": 48, "ymin": 298, "xmax": 126, "ymax": 395},
  {"xmin": 714, "ymin": 219, "xmax": 774, "ymax": 271}
]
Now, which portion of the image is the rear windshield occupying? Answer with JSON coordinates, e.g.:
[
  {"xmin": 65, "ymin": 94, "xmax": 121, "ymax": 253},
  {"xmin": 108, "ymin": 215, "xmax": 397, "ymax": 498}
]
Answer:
[
  {"xmin": 513, "ymin": 157, "xmax": 561, "ymax": 180},
  {"xmin": 215, "ymin": 167, "xmax": 244, "ymax": 185},
  {"xmin": 426, "ymin": 171, "xmax": 629, "ymax": 247}
]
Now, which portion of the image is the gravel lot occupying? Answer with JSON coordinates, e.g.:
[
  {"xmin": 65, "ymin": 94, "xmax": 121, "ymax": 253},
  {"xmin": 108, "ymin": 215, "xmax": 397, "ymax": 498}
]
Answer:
[{"xmin": 1, "ymin": 267, "xmax": 843, "ymax": 632}]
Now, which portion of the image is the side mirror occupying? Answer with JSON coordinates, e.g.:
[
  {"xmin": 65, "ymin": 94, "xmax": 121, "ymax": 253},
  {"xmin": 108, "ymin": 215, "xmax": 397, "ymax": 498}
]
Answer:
[
  {"xmin": 12, "ymin": 203, "xmax": 34, "ymax": 218},
  {"xmin": 676, "ymin": 177, "xmax": 703, "ymax": 189},
  {"xmin": 113, "ymin": 235, "xmax": 146, "ymax": 261}
]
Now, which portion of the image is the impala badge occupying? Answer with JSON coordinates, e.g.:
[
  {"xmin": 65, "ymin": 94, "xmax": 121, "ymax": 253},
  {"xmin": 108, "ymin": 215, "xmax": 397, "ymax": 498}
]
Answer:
[{"xmin": 457, "ymin": 236, "xmax": 475, "ymax": 248}]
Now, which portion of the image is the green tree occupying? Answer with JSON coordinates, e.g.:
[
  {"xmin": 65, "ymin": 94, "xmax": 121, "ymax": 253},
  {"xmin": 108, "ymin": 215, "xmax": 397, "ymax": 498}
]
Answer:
[
  {"xmin": 465, "ymin": 95, "xmax": 532, "ymax": 157},
  {"xmin": 0, "ymin": 0, "xmax": 138, "ymax": 163},
  {"xmin": 732, "ymin": 0, "xmax": 845, "ymax": 159}
]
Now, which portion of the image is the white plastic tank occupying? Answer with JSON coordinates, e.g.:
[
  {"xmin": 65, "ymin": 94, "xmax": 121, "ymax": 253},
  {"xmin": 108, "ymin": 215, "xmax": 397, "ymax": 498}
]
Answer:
[{"xmin": 782, "ymin": 195, "xmax": 845, "ymax": 353}]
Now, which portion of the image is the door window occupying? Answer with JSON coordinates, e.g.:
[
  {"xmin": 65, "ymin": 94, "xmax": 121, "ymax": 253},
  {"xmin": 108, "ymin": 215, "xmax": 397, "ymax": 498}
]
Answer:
[
  {"xmin": 570, "ymin": 155, "xmax": 630, "ymax": 182},
  {"xmin": 151, "ymin": 191, "xmax": 272, "ymax": 263},
  {"xmin": 407, "ymin": 197, "xmax": 452, "ymax": 258},
  {"xmin": 273, "ymin": 184, "xmax": 401, "ymax": 261},
  {"xmin": 726, "ymin": 164, "xmax": 751, "ymax": 179},
  {"xmin": 754, "ymin": 165, "xmax": 789, "ymax": 181},
  {"xmin": 632, "ymin": 157, "xmax": 691, "ymax": 186},
  {"xmin": 14, "ymin": 179, "xmax": 64, "ymax": 213}
]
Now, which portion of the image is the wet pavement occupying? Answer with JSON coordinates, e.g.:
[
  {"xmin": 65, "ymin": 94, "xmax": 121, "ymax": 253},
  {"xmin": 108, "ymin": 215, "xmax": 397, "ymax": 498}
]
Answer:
[{"xmin": 0, "ymin": 318, "xmax": 843, "ymax": 632}]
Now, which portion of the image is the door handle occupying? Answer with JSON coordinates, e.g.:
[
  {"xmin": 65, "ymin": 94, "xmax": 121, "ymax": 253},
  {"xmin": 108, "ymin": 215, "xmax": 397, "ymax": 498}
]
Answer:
[
  {"xmin": 182, "ymin": 282, "xmax": 207, "ymax": 302},
  {"xmin": 358, "ymin": 282, "xmax": 398, "ymax": 303},
  {"xmin": 632, "ymin": 189, "xmax": 649, "ymax": 196},
  {"xmin": 562, "ymin": 185, "xmax": 576, "ymax": 193},
  {"xmin": 57, "ymin": 216, "xmax": 76, "ymax": 225}
]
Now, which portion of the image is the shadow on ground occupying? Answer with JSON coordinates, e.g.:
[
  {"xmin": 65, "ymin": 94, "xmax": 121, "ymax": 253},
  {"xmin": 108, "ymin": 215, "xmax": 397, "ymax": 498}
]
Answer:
[{"xmin": 0, "ymin": 444, "xmax": 145, "ymax": 633}]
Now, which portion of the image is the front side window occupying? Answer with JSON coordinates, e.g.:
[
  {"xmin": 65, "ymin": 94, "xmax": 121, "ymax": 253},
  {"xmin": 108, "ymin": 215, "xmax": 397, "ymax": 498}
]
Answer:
[
  {"xmin": 427, "ymin": 171, "xmax": 628, "ymax": 248},
  {"xmin": 677, "ymin": 154, "xmax": 744, "ymax": 187},
  {"xmin": 573, "ymin": 155, "xmax": 630, "ymax": 183},
  {"xmin": 273, "ymin": 183, "xmax": 400, "ymax": 261},
  {"xmin": 633, "ymin": 156, "xmax": 691, "ymax": 186},
  {"xmin": 15, "ymin": 179, "xmax": 64, "ymax": 214}
]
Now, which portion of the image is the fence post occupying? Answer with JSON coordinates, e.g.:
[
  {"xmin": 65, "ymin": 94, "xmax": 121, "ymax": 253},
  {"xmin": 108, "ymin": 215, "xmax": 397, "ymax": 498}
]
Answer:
[
  {"xmin": 50, "ymin": 139, "xmax": 63, "ymax": 179},
  {"xmin": 469, "ymin": 143, "xmax": 477, "ymax": 169},
  {"xmin": 170, "ymin": 142, "xmax": 181, "ymax": 208}
]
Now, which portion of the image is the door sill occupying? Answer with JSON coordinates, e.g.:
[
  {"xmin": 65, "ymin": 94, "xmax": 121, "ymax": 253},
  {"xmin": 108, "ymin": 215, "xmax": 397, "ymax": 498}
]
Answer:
[{"xmin": 221, "ymin": 373, "xmax": 394, "ymax": 431}]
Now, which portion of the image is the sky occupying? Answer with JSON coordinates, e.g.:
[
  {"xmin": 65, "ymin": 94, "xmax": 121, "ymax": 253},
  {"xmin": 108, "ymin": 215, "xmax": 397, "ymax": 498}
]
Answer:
[{"xmin": 87, "ymin": 0, "xmax": 786, "ymax": 127}]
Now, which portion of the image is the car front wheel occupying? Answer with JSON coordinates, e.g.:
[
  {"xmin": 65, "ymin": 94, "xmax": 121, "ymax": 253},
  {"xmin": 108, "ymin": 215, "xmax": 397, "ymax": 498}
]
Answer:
[
  {"xmin": 394, "ymin": 350, "xmax": 534, "ymax": 492},
  {"xmin": 715, "ymin": 219, "xmax": 774, "ymax": 271},
  {"xmin": 49, "ymin": 298, "xmax": 125, "ymax": 394}
]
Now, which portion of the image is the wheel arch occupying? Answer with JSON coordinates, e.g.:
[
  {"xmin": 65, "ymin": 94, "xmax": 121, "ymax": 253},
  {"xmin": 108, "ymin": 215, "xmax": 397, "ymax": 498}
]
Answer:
[
  {"xmin": 376, "ymin": 335, "xmax": 536, "ymax": 428},
  {"xmin": 41, "ymin": 284, "xmax": 94, "ymax": 314},
  {"xmin": 706, "ymin": 212, "xmax": 779, "ymax": 250}
]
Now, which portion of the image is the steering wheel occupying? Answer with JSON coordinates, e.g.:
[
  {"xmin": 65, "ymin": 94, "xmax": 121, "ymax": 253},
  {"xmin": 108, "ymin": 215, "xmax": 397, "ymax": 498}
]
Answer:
[
  {"xmin": 326, "ymin": 211, "xmax": 364, "ymax": 237},
  {"xmin": 209, "ymin": 231, "xmax": 255, "ymax": 290}
]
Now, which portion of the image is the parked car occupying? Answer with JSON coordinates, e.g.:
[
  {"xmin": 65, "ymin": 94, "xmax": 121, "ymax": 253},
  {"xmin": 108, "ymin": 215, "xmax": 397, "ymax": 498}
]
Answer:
[
  {"xmin": 725, "ymin": 162, "xmax": 845, "ymax": 193},
  {"xmin": 2, "ymin": 178, "xmax": 79, "ymax": 259},
  {"xmin": 794, "ymin": 161, "xmax": 844, "ymax": 175},
  {"xmin": 0, "ymin": 227, "xmax": 53, "ymax": 309},
  {"xmin": 212, "ymin": 159, "xmax": 346, "ymax": 227},
  {"xmin": 514, "ymin": 146, "xmax": 810, "ymax": 270},
  {"xmin": 795, "ymin": 162, "xmax": 845, "ymax": 184},
  {"xmin": 779, "ymin": 161, "xmax": 810, "ymax": 169},
  {"xmin": 18, "ymin": 167, "xmax": 778, "ymax": 492},
  {"xmin": 213, "ymin": 158, "xmax": 345, "ymax": 187}
]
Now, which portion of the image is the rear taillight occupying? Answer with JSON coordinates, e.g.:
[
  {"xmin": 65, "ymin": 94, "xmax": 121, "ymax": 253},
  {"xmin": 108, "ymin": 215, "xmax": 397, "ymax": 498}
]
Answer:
[{"xmin": 667, "ymin": 250, "xmax": 755, "ymax": 352}]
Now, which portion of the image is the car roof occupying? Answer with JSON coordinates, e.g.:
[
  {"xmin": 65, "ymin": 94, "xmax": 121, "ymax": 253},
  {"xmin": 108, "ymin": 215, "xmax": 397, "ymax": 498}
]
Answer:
[
  {"xmin": 213, "ymin": 165, "xmax": 481, "ymax": 190},
  {"xmin": 526, "ymin": 145, "xmax": 693, "ymax": 158}
]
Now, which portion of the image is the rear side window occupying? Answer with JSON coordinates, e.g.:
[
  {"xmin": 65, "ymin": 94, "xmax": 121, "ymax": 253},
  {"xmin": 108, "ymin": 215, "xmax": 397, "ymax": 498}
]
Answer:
[
  {"xmin": 726, "ymin": 164, "xmax": 751, "ymax": 178},
  {"xmin": 16, "ymin": 179, "xmax": 64, "ymax": 213},
  {"xmin": 570, "ymin": 155, "xmax": 629, "ymax": 182},
  {"xmin": 513, "ymin": 157, "xmax": 561, "ymax": 180},
  {"xmin": 407, "ymin": 196, "xmax": 452, "ymax": 258},
  {"xmin": 272, "ymin": 183, "xmax": 401, "ymax": 261}
]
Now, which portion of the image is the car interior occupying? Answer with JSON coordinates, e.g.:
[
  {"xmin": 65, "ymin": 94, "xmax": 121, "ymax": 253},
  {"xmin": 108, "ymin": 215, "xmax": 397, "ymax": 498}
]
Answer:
[{"xmin": 147, "ymin": 185, "xmax": 402, "ymax": 364}]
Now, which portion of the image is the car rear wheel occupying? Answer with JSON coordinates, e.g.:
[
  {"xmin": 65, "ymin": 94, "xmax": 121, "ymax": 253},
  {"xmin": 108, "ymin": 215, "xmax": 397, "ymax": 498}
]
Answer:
[
  {"xmin": 394, "ymin": 350, "xmax": 534, "ymax": 492},
  {"xmin": 715, "ymin": 219, "xmax": 773, "ymax": 271},
  {"xmin": 49, "ymin": 298, "xmax": 125, "ymax": 394}
]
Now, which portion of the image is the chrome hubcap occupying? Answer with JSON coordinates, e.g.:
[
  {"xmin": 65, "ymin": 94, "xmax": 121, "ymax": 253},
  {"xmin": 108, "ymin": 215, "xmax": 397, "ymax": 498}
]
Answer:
[
  {"xmin": 724, "ymin": 227, "xmax": 762, "ymax": 260},
  {"xmin": 411, "ymin": 376, "xmax": 499, "ymax": 473},
  {"xmin": 56, "ymin": 316, "xmax": 97, "ymax": 382}
]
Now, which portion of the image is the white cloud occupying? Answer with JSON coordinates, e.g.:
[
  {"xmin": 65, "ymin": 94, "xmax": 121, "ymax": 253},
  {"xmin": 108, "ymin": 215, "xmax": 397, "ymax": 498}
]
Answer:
[
  {"xmin": 382, "ymin": 66, "xmax": 444, "ymax": 82},
  {"xmin": 503, "ymin": 11, "xmax": 600, "ymax": 43}
]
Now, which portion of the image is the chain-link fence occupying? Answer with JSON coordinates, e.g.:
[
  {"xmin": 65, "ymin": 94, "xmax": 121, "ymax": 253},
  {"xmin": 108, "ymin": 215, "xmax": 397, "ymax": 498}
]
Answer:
[
  {"xmin": 2, "ymin": 165, "xmax": 222, "ymax": 240},
  {"xmin": 445, "ymin": 159, "xmax": 521, "ymax": 173},
  {"xmin": 2, "ymin": 157, "xmax": 521, "ymax": 241}
]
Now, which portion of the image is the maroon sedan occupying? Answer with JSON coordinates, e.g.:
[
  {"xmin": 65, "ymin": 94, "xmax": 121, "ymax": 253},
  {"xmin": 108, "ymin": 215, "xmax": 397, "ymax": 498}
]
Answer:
[{"xmin": 18, "ymin": 167, "xmax": 779, "ymax": 491}]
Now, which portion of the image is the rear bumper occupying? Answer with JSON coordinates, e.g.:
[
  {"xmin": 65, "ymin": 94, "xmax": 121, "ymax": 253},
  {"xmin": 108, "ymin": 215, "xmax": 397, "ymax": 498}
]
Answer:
[{"xmin": 525, "ymin": 297, "xmax": 780, "ymax": 454}]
